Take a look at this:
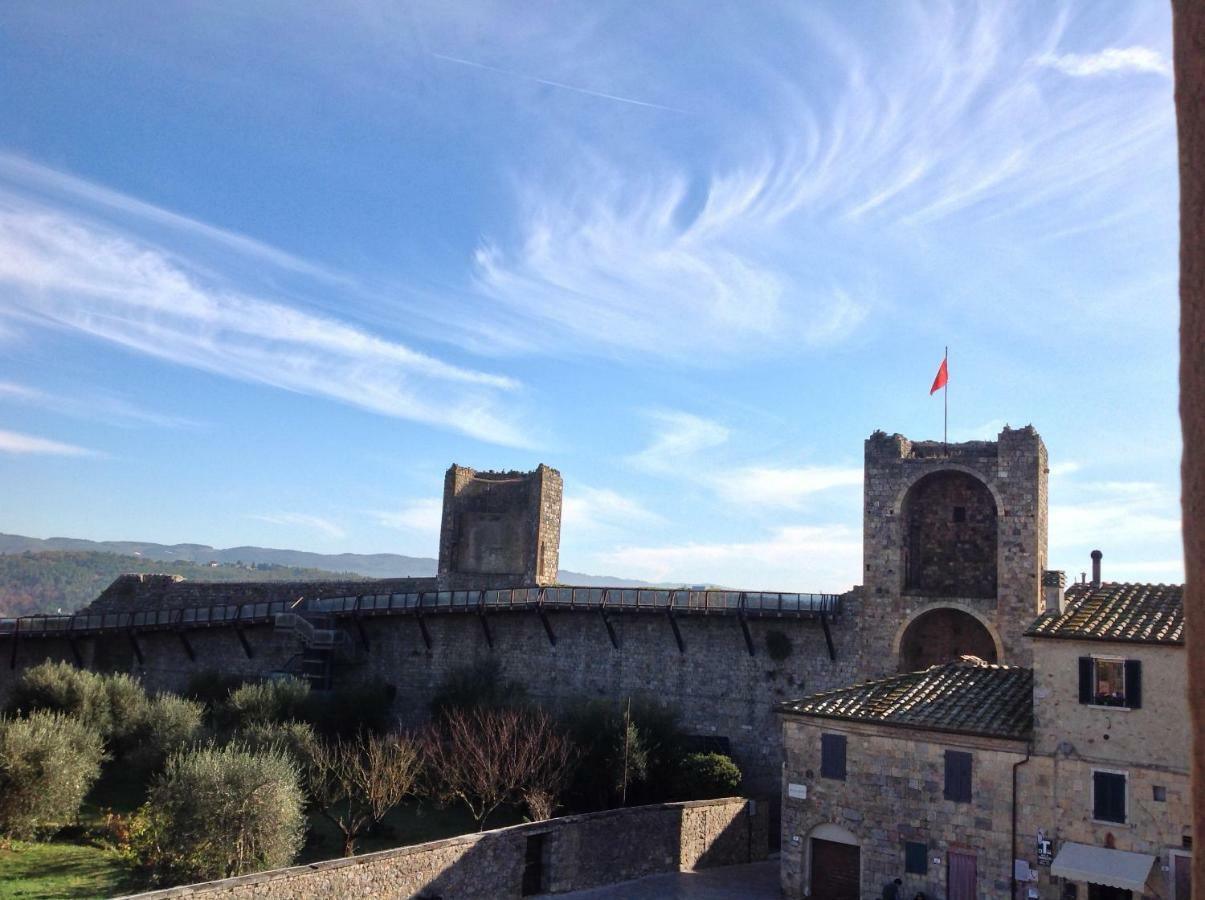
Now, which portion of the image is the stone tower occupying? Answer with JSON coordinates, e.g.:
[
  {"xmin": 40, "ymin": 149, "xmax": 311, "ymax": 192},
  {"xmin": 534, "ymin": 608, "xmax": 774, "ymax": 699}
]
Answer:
[
  {"xmin": 860, "ymin": 426, "xmax": 1048, "ymax": 676},
  {"xmin": 437, "ymin": 464, "xmax": 562, "ymax": 589}
]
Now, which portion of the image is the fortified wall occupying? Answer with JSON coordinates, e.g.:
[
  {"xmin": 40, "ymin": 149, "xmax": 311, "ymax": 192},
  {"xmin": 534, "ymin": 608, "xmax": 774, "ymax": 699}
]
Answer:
[{"xmin": 0, "ymin": 428, "xmax": 1052, "ymax": 801}]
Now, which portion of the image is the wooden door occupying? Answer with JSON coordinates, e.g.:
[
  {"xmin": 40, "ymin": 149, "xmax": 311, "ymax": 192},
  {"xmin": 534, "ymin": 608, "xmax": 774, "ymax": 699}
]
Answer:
[
  {"xmin": 810, "ymin": 838, "xmax": 859, "ymax": 900},
  {"xmin": 947, "ymin": 849, "xmax": 978, "ymax": 900},
  {"xmin": 1174, "ymin": 854, "xmax": 1191, "ymax": 900}
]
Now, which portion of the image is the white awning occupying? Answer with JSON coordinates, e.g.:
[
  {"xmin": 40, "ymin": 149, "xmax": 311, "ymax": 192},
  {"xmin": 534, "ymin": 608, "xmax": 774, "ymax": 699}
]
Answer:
[{"xmin": 1050, "ymin": 842, "xmax": 1155, "ymax": 892}]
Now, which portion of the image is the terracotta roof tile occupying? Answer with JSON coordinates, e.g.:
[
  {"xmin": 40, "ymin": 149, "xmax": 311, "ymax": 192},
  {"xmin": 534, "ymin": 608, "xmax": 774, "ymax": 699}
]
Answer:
[
  {"xmin": 1026, "ymin": 582, "xmax": 1183, "ymax": 644},
  {"xmin": 779, "ymin": 657, "xmax": 1032, "ymax": 740}
]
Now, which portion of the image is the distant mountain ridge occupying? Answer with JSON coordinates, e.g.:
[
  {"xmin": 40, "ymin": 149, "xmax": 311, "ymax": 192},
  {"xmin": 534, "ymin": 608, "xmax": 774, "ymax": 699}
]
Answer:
[{"xmin": 0, "ymin": 532, "xmax": 652, "ymax": 588}]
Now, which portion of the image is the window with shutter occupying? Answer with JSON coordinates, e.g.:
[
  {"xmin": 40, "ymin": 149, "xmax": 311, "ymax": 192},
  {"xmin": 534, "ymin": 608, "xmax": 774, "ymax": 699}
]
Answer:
[
  {"xmin": 905, "ymin": 841, "xmax": 928, "ymax": 875},
  {"xmin": 944, "ymin": 750, "xmax": 972, "ymax": 802},
  {"xmin": 1092, "ymin": 770, "xmax": 1127, "ymax": 823},
  {"xmin": 1080, "ymin": 657, "xmax": 1140, "ymax": 708},
  {"xmin": 820, "ymin": 733, "xmax": 846, "ymax": 780}
]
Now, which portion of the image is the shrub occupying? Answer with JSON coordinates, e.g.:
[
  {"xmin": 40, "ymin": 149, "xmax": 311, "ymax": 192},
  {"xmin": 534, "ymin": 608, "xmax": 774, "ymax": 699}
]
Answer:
[
  {"xmin": 219, "ymin": 677, "xmax": 310, "ymax": 731},
  {"xmin": 124, "ymin": 694, "xmax": 206, "ymax": 772},
  {"xmin": 236, "ymin": 719, "xmax": 318, "ymax": 765},
  {"xmin": 0, "ymin": 710, "xmax": 105, "ymax": 839},
  {"xmin": 8, "ymin": 660, "xmax": 114, "ymax": 735},
  {"xmin": 130, "ymin": 744, "xmax": 305, "ymax": 883},
  {"xmin": 430, "ymin": 657, "xmax": 526, "ymax": 716},
  {"xmin": 672, "ymin": 752, "xmax": 742, "ymax": 800}
]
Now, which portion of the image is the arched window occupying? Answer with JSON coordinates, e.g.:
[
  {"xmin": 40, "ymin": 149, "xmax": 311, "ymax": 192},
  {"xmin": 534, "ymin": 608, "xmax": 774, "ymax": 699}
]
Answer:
[{"xmin": 899, "ymin": 607, "xmax": 999, "ymax": 671}]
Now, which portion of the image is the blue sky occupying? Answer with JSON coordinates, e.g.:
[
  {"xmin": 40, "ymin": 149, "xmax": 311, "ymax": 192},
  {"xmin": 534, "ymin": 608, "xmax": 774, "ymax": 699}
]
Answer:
[{"xmin": 0, "ymin": 1, "xmax": 1182, "ymax": 591}]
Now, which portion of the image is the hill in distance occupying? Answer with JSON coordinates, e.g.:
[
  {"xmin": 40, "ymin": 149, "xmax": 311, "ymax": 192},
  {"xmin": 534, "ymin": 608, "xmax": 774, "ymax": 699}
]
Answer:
[{"xmin": 0, "ymin": 532, "xmax": 657, "ymax": 617}]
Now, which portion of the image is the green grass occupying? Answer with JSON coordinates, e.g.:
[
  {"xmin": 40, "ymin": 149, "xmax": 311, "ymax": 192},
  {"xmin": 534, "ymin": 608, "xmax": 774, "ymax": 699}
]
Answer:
[{"xmin": 0, "ymin": 841, "xmax": 146, "ymax": 900}]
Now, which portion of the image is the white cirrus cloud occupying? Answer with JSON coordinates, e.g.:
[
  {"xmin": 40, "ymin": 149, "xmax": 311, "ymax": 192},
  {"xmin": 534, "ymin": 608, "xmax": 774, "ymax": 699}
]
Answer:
[
  {"xmin": 711, "ymin": 466, "xmax": 862, "ymax": 508},
  {"xmin": 0, "ymin": 428, "xmax": 97, "ymax": 457},
  {"xmin": 374, "ymin": 499, "xmax": 444, "ymax": 535},
  {"xmin": 1034, "ymin": 47, "xmax": 1171, "ymax": 78},
  {"xmin": 596, "ymin": 524, "xmax": 861, "ymax": 593},
  {"xmin": 250, "ymin": 512, "xmax": 346, "ymax": 540},
  {"xmin": 562, "ymin": 485, "xmax": 662, "ymax": 532},
  {"xmin": 0, "ymin": 192, "xmax": 531, "ymax": 448},
  {"xmin": 0, "ymin": 380, "xmax": 202, "ymax": 430},
  {"xmin": 626, "ymin": 411, "xmax": 730, "ymax": 474}
]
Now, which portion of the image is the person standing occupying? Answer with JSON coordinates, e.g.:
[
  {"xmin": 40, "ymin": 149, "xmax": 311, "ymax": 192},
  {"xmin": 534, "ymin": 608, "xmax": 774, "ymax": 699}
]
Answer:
[{"xmin": 881, "ymin": 877, "xmax": 903, "ymax": 900}]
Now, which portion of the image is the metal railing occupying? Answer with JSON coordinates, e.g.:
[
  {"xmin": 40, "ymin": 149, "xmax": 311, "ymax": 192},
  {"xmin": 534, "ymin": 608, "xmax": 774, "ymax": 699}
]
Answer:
[{"xmin": 0, "ymin": 586, "xmax": 840, "ymax": 639}]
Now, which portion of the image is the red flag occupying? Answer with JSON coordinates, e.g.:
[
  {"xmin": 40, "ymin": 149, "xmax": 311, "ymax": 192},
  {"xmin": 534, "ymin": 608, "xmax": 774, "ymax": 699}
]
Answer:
[{"xmin": 929, "ymin": 357, "xmax": 948, "ymax": 395}]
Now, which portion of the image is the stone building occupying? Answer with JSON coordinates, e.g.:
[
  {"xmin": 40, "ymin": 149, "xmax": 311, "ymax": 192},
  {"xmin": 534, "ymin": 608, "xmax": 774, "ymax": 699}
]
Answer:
[
  {"xmin": 779, "ymin": 657, "xmax": 1033, "ymax": 899},
  {"xmin": 779, "ymin": 566, "xmax": 1190, "ymax": 899}
]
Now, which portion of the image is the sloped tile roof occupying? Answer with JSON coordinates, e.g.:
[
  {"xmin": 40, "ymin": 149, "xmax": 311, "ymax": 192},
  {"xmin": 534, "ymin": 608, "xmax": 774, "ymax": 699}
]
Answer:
[
  {"xmin": 779, "ymin": 657, "xmax": 1032, "ymax": 740},
  {"xmin": 1026, "ymin": 582, "xmax": 1184, "ymax": 645}
]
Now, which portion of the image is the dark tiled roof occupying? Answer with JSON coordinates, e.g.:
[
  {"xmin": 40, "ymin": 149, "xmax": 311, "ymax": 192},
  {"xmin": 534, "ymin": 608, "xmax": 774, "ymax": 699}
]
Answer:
[
  {"xmin": 779, "ymin": 657, "xmax": 1032, "ymax": 740},
  {"xmin": 1026, "ymin": 582, "xmax": 1184, "ymax": 645}
]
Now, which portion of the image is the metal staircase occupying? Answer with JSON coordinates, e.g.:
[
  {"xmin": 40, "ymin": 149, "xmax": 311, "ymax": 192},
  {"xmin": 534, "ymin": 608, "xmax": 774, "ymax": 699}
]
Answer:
[{"xmin": 274, "ymin": 612, "xmax": 355, "ymax": 689}]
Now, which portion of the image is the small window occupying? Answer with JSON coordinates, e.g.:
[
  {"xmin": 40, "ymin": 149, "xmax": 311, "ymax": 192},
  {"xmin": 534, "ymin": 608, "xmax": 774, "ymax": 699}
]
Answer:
[
  {"xmin": 820, "ymin": 733, "xmax": 847, "ymax": 780},
  {"xmin": 1153, "ymin": 785, "xmax": 1167, "ymax": 802},
  {"xmin": 944, "ymin": 750, "xmax": 973, "ymax": 803},
  {"xmin": 905, "ymin": 840, "xmax": 928, "ymax": 875},
  {"xmin": 1078, "ymin": 657, "xmax": 1142, "ymax": 709},
  {"xmin": 952, "ymin": 506, "xmax": 967, "ymax": 523},
  {"xmin": 1093, "ymin": 770, "xmax": 1127, "ymax": 823}
]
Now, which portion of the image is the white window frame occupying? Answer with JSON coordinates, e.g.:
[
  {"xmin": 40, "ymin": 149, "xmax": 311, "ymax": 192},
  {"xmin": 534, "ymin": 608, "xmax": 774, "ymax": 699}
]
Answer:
[
  {"xmin": 1087, "ymin": 655, "xmax": 1130, "ymax": 710},
  {"xmin": 1090, "ymin": 767, "xmax": 1129, "ymax": 825}
]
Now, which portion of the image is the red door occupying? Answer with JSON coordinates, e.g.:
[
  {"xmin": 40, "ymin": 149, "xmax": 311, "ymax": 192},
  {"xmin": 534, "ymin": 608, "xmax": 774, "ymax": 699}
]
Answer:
[
  {"xmin": 810, "ymin": 838, "xmax": 860, "ymax": 900},
  {"xmin": 948, "ymin": 850, "xmax": 978, "ymax": 900}
]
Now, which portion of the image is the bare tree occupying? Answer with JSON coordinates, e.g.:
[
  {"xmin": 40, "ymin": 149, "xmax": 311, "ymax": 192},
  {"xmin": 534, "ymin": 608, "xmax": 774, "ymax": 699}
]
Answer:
[
  {"xmin": 303, "ymin": 731, "xmax": 422, "ymax": 856},
  {"xmin": 421, "ymin": 706, "xmax": 576, "ymax": 830}
]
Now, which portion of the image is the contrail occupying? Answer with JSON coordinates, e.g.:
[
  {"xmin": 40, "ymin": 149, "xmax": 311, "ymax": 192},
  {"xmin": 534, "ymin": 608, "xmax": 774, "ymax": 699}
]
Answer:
[{"xmin": 430, "ymin": 52, "xmax": 685, "ymax": 114}]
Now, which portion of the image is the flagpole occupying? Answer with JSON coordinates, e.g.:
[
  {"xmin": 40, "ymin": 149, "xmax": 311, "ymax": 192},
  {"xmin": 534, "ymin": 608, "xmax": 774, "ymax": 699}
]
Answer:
[{"xmin": 943, "ymin": 345, "xmax": 948, "ymax": 454}]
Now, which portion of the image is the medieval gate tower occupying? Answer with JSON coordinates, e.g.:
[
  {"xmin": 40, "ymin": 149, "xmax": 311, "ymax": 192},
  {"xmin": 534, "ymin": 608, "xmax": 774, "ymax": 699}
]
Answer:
[{"xmin": 859, "ymin": 425, "xmax": 1048, "ymax": 676}]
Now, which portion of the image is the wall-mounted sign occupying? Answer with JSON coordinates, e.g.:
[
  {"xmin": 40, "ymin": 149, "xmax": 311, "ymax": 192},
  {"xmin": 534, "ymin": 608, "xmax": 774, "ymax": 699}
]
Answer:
[
  {"xmin": 788, "ymin": 783, "xmax": 807, "ymax": 800},
  {"xmin": 1037, "ymin": 829, "xmax": 1053, "ymax": 867}
]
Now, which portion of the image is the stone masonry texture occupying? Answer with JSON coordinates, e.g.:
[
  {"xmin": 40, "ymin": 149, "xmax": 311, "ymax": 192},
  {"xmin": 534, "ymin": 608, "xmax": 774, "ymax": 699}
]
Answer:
[{"xmin": 115, "ymin": 797, "xmax": 768, "ymax": 900}]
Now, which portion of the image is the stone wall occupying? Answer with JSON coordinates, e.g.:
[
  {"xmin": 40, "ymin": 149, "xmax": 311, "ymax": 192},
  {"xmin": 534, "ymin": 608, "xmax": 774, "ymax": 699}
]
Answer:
[
  {"xmin": 0, "ymin": 598, "xmax": 863, "ymax": 799},
  {"xmin": 780, "ymin": 715, "xmax": 1028, "ymax": 900},
  {"xmin": 861, "ymin": 426, "xmax": 1048, "ymax": 675},
  {"xmin": 115, "ymin": 797, "xmax": 767, "ymax": 900}
]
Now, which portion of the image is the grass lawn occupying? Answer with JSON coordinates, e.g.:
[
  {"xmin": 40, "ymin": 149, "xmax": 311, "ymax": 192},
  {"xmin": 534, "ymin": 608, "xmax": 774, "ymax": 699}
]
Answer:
[{"xmin": 0, "ymin": 841, "xmax": 146, "ymax": 900}]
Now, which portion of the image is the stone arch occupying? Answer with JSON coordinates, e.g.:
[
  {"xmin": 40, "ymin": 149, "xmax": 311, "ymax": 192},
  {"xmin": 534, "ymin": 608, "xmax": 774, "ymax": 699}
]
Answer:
[
  {"xmin": 803, "ymin": 822, "xmax": 862, "ymax": 900},
  {"xmin": 807, "ymin": 822, "xmax": 860, "ymax": 845},
  {"xmin": 899, "ymin": 469, "xmax": 999, "ymax": 598},
  {"xmin": 893, "ymin": 604, "xmax": 1003, "ymax": 671}
]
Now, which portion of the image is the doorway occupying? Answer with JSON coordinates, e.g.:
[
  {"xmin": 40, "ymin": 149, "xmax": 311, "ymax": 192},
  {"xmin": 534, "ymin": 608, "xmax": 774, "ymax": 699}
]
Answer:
[
  {"xmin": 810, "ymin": 838, "xmax": 860, "ymax": 900},
  {"xmin": 1087, "ymin": 886, "xmax": 1132, "ymax": 900},
  {"xmin": 947, "ymin": 850, "xmax": 978, "ymax": 900}
]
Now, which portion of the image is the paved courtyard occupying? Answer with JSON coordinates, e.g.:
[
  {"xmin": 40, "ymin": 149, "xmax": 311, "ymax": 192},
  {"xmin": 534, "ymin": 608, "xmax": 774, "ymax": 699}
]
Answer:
[{"xmin": 547, "ymin": 860, "xmax": 779, "ymax": 900}]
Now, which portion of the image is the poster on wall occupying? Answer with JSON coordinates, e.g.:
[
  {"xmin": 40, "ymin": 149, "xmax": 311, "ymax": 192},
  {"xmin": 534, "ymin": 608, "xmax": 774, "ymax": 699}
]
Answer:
[{"xmin": 1037, "ymin": 830, "xmax": 1053, "ymax": 867}]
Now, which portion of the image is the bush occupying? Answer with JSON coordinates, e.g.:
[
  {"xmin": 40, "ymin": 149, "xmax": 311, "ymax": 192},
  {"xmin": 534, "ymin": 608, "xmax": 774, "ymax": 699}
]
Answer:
[
  {"xmin": 123, "ymin": 694, "xmax": 206, "ymax": 772},
  {"xmin": 130, "ymin": 744, "xmax": 305, "ymax": 883},
  {"xmin": 236, "ymin": 719, "xmax": 317, "ymax": 765},
  {"xmin": 430, "ymin": 658, "xmax": 526, "ymax": 716},
  {"xmin": 219, "ymin": 677, "xmax": 310, "ymax": 731},
  {"xmin": 0, "ymin": 710, "xmax": 105, "ymax": 839},
  {"xmin": 8, "ymin": 660, "xmax": 115, "ymax": 735},
  {"xmin": 672, "ymin": 752, "xmax": 742, "ymax": 800}
]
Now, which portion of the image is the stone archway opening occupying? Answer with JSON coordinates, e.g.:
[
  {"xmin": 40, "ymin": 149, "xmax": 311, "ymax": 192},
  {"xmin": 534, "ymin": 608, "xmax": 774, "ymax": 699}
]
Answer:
[
  {"xmin": 899, "ymin": 607, "xmax": 998, "ymax": 671},
  {"xmin": 901, "ymin": 470, "xmax": 998, "ymax": 598}
]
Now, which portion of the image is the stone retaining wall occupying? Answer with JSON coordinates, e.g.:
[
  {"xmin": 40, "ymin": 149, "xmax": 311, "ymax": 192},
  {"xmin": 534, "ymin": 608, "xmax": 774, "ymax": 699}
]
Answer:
[{"xmin": 116, "ymin": 797, "xmax": 768, "ymax": 900}]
